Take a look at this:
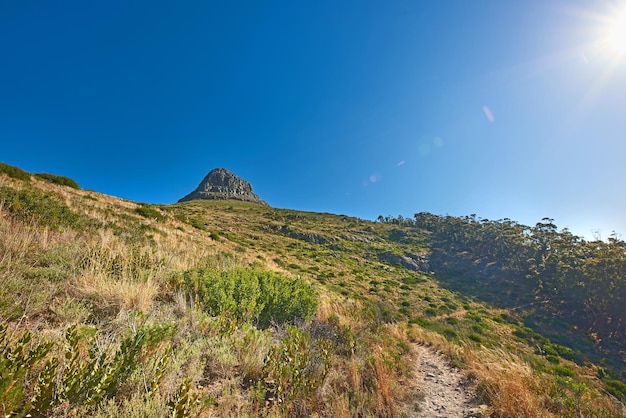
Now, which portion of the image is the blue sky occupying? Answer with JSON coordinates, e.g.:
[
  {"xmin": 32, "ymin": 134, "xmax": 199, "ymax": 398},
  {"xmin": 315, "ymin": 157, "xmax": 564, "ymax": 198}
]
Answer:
[{"xmin": 2, "ymin": 1, "xmax": 626, "ymax": 240}]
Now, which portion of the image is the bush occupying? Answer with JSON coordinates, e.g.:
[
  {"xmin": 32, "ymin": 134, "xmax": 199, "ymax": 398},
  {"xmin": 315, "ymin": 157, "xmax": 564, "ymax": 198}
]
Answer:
[
  {"xmin": 551, "ymin": 364, "xmax": 575, "ymax": 377},
  {"xmin": 262, "ymin": 326, "xmax": 332, "ymax": 409},
  {"xmin": 0, "ymin": 187, "xmax": 83, "ymax": 229},
  {"xmin": 187, "ymin": 217, "xmax": 206, "ymax": 231},
  {"xmin": 442, "ymin": 327, "xmax": 458, "ymax": 341},
  {"xmin": 1, "ymin": 323, "xmax": 179, "ymax": 416},
  {"xmin": 0, "ymin": 162, "xmax": 31, "ymax": 182},
  {"xmin": 605, "ymin": 379, "xmax": 626, "ymax": 400},
  {"xmin": 35, "ymin": 173, "xmax": 80, "ymax": 189},
  {"xmin": 0, "ymin": 324, "xmax": 52, "ymax": 412},
  {"xmin": 179, "ymin": 268, "xmax": 318, "ymax": 327},
  {"xmin": 135, "ymin": 205, "xmax": 165, "ymax": 222}
]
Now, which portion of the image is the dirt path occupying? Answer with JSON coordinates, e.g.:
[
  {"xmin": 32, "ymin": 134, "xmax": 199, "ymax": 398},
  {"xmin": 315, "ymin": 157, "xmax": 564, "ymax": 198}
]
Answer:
[{"xmin": 403, "ymin": 344, "xmax": 487, "ymax": 418}]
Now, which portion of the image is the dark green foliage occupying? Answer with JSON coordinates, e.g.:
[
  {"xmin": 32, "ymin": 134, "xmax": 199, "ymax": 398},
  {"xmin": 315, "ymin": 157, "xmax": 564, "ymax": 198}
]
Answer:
[
  {"xmin": 187, "ymin": 217, "xmax": 206, "ymax": 230},
  {"xmin": 404, "ymin": 212, "xmax": 626, "ymax": 376},
  {"xmin": 546, "ymin": 355, "xmax": 560, "ymax": 364},
  {"xmin": 0, "ymin": 162, "xmax": 31, "ymax": 182},
  {"xmin": 0, "ymin": 187, "xmax": 83, "ymax": 229},
  {"xmin": 604, "ymin": 379, "xmax": 626, "ymax": 401},
  {"xmin": 442, "ymin": 327, "xmax": 458, "ymax": 341},
  {"xmin": 35, "ymin": 172, "xmax": 80, "ymax": 189},
  {"xmin": 551, "ymin": 364, "xmax": 575, "ymax": 377},
  {"xmin": 179, "ymin": 268, "xmax": 318, "ymax": 327},
  {"xmin": 424, "ymin": 307, "xmax": 437, "ymax": 316},
  {"xmin": 135, "ymin": 204, "xmax": 166, "ymax": 222},
  {"xmin": 446, "ymin": 317, "xmax": 459, "ymax": 325},
  {"xmin": 553, "ymin": 344, "xmax": 576, "ymax": 361}
]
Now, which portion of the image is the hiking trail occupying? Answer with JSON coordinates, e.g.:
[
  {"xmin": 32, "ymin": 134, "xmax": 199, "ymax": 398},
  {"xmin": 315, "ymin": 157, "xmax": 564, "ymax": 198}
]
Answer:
[{"xmin": 402, "ymin": 344, "xmax": 488, "ymax": 418}]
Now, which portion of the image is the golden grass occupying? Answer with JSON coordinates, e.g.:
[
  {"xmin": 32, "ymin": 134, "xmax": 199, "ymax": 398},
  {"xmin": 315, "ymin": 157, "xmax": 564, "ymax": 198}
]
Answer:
[
  {"xmin": 372, "ymin": 350, "xmax": 397, "ymax": 418},
  {"xmin": 464, "ymin": 347, "xmax": 553, "ymax": 417},
  {"xmin": 2, "ymin": 172, "xmax": 625, "ymax": 417},
  {"xmin": 73, "ymin": 272, "xmax": 159, "ymax": 314}
]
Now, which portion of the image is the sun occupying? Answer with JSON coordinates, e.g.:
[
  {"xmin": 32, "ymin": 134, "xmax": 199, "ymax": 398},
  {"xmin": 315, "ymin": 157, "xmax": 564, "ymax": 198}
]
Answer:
[{"xmin": 606, "ymin": 9, "xmax": 626, "ymax": 55}]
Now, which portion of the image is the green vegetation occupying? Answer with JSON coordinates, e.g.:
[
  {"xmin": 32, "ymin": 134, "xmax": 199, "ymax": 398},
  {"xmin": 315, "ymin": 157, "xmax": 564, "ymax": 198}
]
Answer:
[
  {"xmin": 0, "ymin": 162, "xmax": 31, "ymax": 182},
  {"xmin": 406, "ymin": 213, "xmax": 626, "ymax": 372},
  {"xmin": 263, "ymin": 326, "xmax": 332, "ymax": 411},
  {"xmin": 134, "ymin": 204, "xmax": 166, "ymax": 222},
  {"xmin": 35, "ymin": 172, "xmax": 80, "ymax": 189},
  {"xmin": 177, "ymin": 268, "xmax": 318, "ymax": 327},
  {"xmin": 1, "ymin": 322, "xmax": 184, "ymax": 416},
  {"xmin": 0, "ymin": 187, "xmax": 84, "ymax": 229},
  {"xmin": 0, "ymin": 164, "xmax": 624, "ymax": 417}
]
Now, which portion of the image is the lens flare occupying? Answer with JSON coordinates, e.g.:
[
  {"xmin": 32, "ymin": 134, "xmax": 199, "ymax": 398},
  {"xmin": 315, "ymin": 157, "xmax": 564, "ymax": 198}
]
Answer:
[
  {"xmin": 606, "ymin": 10, "xmax": 626, "ymax": 55},
  {"xmin": 483, "ymin": 105, "xmax": 495, "ymax": 123}
]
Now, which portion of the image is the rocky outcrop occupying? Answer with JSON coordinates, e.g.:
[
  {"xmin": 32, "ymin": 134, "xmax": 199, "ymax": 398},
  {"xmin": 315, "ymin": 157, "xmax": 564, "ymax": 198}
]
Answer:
[
  {"xmin": 272, "ymin": 225, "xmax": 334, "ymax": 245},
  {"xmin": 178, "ymin": 168, "xmax": 267, "ymax": 205},
  {"xmin": 377, "ymin": 250, "xmax": 430, "ymax": 272}
]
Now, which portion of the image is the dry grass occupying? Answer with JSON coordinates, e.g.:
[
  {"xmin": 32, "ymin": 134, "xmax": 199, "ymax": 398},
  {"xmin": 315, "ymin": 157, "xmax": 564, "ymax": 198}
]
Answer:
[
  {"xmin": 463, "ymin": 347, "xmax": 552, "ymax": 417},
  {"xmin": 2, "ymin": 171, "xmax": 625, "ymax": 417},
  {"xmin": 371, "ymin": 350, "xmax": 397, "ymax": 418},
  {"xmin": 73, "ymin": 272, "xmax": 159, "ymax": 314}
]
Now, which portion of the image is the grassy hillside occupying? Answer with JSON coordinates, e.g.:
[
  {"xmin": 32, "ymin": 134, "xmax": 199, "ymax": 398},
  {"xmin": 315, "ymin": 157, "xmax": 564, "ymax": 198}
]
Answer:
[{"xmin": 0, "ymin": 163, "xmax": 624, "ymax": 417}]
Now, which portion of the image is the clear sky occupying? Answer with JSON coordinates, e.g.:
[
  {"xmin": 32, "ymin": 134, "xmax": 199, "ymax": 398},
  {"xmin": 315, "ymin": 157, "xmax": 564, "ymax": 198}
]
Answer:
[{"xmin": 2, "ymin": 1, "xmax": 626, "ymax": 240}]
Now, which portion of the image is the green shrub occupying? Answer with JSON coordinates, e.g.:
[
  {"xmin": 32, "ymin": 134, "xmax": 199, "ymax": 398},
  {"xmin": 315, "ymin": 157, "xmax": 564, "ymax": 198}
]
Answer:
[
  {"xmin": 551, "ymin": 364, "xmax": 575, "ymax": 377},
  {"xmin": 424, "ymin": 307, "xmax": 437, "ymax": 316},
  {"xmin": 32, "ymin": 324, "xmax": 174, "ymax": 414},
  {"xmin": 1, "ymin": 322, "xmax": 177, "ymax": 416},
  {"xmin": 409, "ymin": 317, "xmax": 432, "ymax": 328},
  {"xmin": 0, "ymin": 162, "xmax": 31, "ymax": 182},
  {"xmin": 0, "ymin": 324, "xmax": 53, "ymax": 412},
  {"xmin": 553, "ymin": 344, "xmax": 576, "ymax": 361},
  {"xmin": 179, "ymin": 268, "xmax": 318, "ymax": 327},
  {"xmin": 445, "ymin": 317, "xmax": 459, "ymax": 325},
  {"xmin": 442, "ymin": 327, "xmax": 458, "ymax": 341},
  {"xmin": 262, "ymin": 326, "xmax": 332, "ymax": 409},
  {"xmin": 135, "ymin": 205, "xmax": 165, "ymax": 222},
  {"xmin": 0, "ymin": 187, "xmax": 84, "ymax": 229},
  {"xmin": 35, "ymin": 173, "xmax": 80, "ymax": 189},
  {"xmin": 605, "ymin": 379, "xmax": 626, "ymax": 400},
  {"xmin": 546, "ymin": 355, "xmax": 560, "ymax": 364},
  {"xmin": 187, "ymin": 217, "xmax": 206, "ymax": 230}
]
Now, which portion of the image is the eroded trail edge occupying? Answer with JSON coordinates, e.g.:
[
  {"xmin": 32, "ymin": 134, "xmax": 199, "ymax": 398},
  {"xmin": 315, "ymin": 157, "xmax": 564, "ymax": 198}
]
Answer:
[{"xmin": 405, "ymin": 344, "xmax": 487, "ymax": 418}]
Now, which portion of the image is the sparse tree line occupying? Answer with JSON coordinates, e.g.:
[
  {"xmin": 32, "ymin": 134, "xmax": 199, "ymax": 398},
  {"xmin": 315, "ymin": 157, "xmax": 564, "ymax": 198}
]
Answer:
[{"xmin": 379, "ymin": 213, "xmax": 626, "ymax": 377}]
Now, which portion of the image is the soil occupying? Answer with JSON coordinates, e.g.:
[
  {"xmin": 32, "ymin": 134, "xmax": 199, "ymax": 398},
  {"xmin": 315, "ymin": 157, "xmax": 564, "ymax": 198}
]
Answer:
[{"xmin": 402, "ymin": 344, "xmax": 488, "ymax": 418}]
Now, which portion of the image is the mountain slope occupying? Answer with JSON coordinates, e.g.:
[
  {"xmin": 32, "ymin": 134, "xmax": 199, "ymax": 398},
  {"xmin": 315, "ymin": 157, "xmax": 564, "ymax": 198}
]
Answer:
[{"xmin": 0, "ymin": 163, "xmax": 624, "ymax": 417}]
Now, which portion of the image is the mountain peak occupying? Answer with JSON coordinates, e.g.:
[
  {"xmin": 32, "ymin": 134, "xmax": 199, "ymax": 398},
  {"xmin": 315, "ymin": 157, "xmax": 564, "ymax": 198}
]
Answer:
[{"xmin": 178, "ymin": 168, "xmax": 267, "ymax": 205}]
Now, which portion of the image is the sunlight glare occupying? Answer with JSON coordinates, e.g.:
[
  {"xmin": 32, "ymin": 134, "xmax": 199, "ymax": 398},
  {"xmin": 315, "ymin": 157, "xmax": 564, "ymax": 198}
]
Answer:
[{"xmin": 606, "ymin": 9, "xmax": 626, "ymax": 55}]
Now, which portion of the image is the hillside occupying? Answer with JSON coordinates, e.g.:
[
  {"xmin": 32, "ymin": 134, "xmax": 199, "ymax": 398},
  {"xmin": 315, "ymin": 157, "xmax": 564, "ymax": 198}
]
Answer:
[{"xmin": 0, "ymin": 163, "xmax": 625, "ymax": 417}]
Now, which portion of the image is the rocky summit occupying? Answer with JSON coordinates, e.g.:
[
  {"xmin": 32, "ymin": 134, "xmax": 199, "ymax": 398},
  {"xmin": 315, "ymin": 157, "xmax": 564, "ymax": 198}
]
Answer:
[{"xmin": 178, "ymin": 168, "xmax": 267, "ymax": 205}]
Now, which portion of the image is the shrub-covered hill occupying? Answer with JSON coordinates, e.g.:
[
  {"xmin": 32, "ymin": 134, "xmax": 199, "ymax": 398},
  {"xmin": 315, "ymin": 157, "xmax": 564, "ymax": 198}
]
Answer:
[{"xmin": 0, "ymin": 163, "xmax": 625, "ymax": 417}]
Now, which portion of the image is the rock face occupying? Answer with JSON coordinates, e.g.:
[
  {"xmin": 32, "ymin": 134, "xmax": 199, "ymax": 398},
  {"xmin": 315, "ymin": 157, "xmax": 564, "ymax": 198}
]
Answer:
[
  {"xmin": 377, "ymin": 250, "xmax": 430, "ymax": 272},
  {"xmin": 178, "ymin": 168, "xmax": 267, "ymax": 205}
]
